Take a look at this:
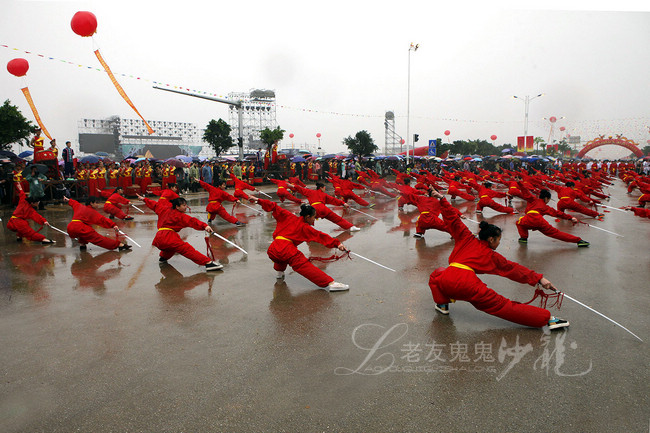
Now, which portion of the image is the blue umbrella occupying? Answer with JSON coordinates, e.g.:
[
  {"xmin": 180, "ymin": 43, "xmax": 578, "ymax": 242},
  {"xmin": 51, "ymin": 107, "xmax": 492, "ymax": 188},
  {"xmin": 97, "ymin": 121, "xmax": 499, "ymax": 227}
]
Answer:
[
  {"xmin": 18, "ymin": 150, "xmax": 33, "ymax": 158},
  {"xmin": 176, "ymin": 155, "xmax": 193, "ymax": 163},
  {"xmin": 501, "ymin": 148, "xmax": 514, "ymax": 153},
  {"xmin": 292, "ymin": 156, "xmax": 306, "ymax": 163},
  {"xmin": 96, "ymin": 151, "xmax": 110, "ymax": 156},
  {"xmin": 80, "ymin": 155, "xmax": 100, "ymax": 163}
]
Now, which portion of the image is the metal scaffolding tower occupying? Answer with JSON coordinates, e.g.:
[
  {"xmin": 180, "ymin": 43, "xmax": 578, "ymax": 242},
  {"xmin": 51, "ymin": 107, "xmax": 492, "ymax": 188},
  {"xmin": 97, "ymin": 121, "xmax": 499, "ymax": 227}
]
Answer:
[
  {"xmin": 228, "ymin": 89, "xmax": 277, "ymax": 150},
  {"xmin": 384, "ymin": 111, "xmax": 403, "ymax": 155}
]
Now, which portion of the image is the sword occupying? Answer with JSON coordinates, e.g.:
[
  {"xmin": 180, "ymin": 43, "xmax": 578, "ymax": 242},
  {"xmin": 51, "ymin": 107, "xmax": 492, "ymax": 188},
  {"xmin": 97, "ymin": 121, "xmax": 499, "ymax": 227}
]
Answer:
[
  {"xmin": 464, "ymin": 217, "xmax": 480, "ymax": 224},
  {"xmin": 349, "ymin": 207, "xmax": 379, "ymax": 220},
  {"xmin": 118, "ymin": 230, "xmax": 141, "ymax": 248},
  {"xmin": 211, "ymin": 231, "xmax": 248, "ymax": 255},
  {"xmin": 236, "ymin": 201, "xmax": 263, "ymax": 214},
  {"xmin": 553, "ymin": 289, "xmax": 643, "ymax": 342},
  {"xmin": 599, "ymin": 204, "xmax": 626, "ymax": 213},
  {"xmin": 131, "ymin": 204, "xmax": 145, "ymax": 214},
  {"xmin": 257, "ymin": 190, "xmax": 273, "ymax": 199},
  {"xmin": 48, "ymin": 224, "xmax": 72, "ymax": 237},
  {"xmin": 349, "ymin": 251, "xmax": 396, "ymax": 272},
  {"xmin": 584, "ymin": 223, "xmax": 623, "ymax": 238}
]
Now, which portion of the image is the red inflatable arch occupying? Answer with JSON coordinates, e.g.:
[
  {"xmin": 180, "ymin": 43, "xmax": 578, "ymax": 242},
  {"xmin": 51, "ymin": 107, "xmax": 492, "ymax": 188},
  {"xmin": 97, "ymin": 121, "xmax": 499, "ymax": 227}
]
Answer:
[{"xmin": 576, "ymin": 135, "xmax": 644, "ymax": 158}]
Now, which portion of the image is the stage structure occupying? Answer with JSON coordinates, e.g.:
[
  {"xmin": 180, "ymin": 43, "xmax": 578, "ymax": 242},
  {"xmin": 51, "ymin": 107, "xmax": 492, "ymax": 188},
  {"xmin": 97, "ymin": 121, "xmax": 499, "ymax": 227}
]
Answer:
[
  {"xmin": 78, "ymin": 117, "xmax": 203, "ymax": 160},
  {"xmin": 153, "ymin": 86, "xmax": 277, "ymax": 160},
  {"xmin": 384, "ymin": 111, "xmax": 404, "ymax": 155}
]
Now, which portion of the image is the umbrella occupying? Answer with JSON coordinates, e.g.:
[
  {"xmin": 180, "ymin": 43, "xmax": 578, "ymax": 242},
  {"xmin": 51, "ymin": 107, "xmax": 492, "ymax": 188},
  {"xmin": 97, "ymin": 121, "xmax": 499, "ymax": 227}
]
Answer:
[
  {"xmin": 463, "ymin": 156, "xmax": 473, "ymax": 161},
  {"xmin": 165, "ymin": 158, "xmax": 185, "ymax": 168},
  {"xmin": 176, "ymin": 155, "xmax": 193, "ymax": 163},
  {"xmin": 96, "ymin": 151, "xmax": 110, "ymax": 156},
  {"xmin": 80, "ymin": 155, "xmax": 100, "ymax": 163},
  {"xmin": 320, "ymin": 154, "xmax": 336, "ymax": 159},
  {"xmin": 292, "ymin": 156, "xmax": 306, "ymax": 163},
  {"xmin": 22, "ymin": 163, "xmax": 48, "ymax": 176},
  {"xmin": 501, "ymin": 148, "xmax": 514, "ymax": 153},
  {"xmin": 18, "ymin": 150, "xmax": 33, "ymax": 158},
  {"xmin": 0, "ymin": 150, "xmax": 18, "ymax": 159},
  {"xmin": 134, "ymin": 157, "xmax": 147, "ymax": 162}
]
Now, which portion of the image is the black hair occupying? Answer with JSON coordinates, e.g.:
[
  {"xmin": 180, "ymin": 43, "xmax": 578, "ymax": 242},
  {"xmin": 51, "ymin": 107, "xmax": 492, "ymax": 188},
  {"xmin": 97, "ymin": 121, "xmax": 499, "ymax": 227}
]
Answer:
[
  {"xmin": 214, "ymin": 178, "xmax": 224, "ymax": 187},
  {"xmin": 478, "ymin": 221, "xmax": 502, "ymax": 241},
  {"xmin": 171, "ymin": 197, "xmax": 187, "ymax": 209},
  {"xmin": 315, "ymin": 182, "xmax": 325, "ymax": 189},
  {"xmin": 167, "ymin": 183, "xmax": 178, "ymax": 189},
  {"xmin": 299, "ymin": 204, "xmax": 316, "ymax": 218},
  {"xmin": 85, "ymin": 196, "xmax": 97, "ymax": 206},
  {"xmin": 26, "ymin": 196, "xmax": 40, "ymax": 204},
  {"xmin": 403, "ymin": 177, "xmax": 411, "ymax": 185},
  {"xmin": 565, "ymin": 181, "xmax": 575, "ymax": 188},
  {"xmin": 539, "ymin": 189, "xmax": 552, "ymax": 200},
  {"xmin": 114, "ymin": 187, "xmax": 123, "ymax": 194},
  {"xmin": 483, "ymin": 181, "xmax": 493, "ymax": 189}
]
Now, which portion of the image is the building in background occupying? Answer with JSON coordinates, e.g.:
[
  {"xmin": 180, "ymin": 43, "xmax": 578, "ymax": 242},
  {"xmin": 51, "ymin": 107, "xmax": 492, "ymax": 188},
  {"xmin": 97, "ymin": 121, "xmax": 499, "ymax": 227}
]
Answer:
[{"xmin": 227, "ymin": 89, "xmax": 277, "ymax": 150}]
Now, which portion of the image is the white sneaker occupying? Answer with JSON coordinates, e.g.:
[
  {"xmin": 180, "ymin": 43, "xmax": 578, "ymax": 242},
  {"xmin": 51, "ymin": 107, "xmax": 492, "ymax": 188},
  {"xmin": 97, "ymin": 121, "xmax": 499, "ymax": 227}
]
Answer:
[
  {"xmin": 326, "ymin": 281, "xmax": 350, "ymax": 292},
  {"xmin": 349, "ymin": 226, "xmax": 361, "ymax": 232},
  {"xmin": 276, "ymin": 271, "xmax": 285, "ymax": 280}
]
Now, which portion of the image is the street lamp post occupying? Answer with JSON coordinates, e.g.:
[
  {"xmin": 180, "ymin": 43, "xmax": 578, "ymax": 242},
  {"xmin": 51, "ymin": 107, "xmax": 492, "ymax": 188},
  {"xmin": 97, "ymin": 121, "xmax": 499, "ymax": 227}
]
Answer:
[
  {"xmin": 513, "ymin": 93, "xmax": 543, "ymax": 152},
  {"xmin": 406, "ymin": 42, "xmax": 419, "ymax": 165}
]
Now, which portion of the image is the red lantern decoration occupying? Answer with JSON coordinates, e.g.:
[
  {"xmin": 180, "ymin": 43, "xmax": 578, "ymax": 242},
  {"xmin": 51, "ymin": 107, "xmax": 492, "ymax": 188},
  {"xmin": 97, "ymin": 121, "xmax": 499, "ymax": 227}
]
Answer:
[
  {"xmin": 71, "ymin": 11, "xmax": 98, "ymax": 37},
  {"xmin": 490, "ymin": 135, "xmax": 497, "ymax": 141},
  {"xmin": 7, "ymin": 58, "xmax": 29, "ymax": 77},
  {"xmin": 316, "ymin": 133, "xmax": 321, "ymax": 138},
  {"xmin": 549, "ymin": 116, "xmax": 557, "ymax": 123},
  {"xmin": 444, "ymin": 130, "xmax": 450, "ymax": 136},
  {"xmin": 560, "ymin": 126, "xmax": 566, "ymax": 131},
  {"xmin": 289, "ymin": 133, "xmax": 294, "ymax": 138}
]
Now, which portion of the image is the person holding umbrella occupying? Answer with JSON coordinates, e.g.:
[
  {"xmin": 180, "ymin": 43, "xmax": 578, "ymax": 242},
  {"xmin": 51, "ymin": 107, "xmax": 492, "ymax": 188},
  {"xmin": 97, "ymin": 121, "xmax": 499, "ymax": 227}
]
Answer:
[{"xmin": 24, "ymin": 165, "xmax": 47, "ymax": 209}]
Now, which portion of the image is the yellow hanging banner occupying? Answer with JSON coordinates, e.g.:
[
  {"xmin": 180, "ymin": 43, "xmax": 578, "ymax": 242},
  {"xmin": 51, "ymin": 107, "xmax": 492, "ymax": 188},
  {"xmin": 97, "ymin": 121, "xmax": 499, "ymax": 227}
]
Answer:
[
  {"xmin": 94, "ymin": 49, "xmax": 154, "ymax": 134},
  {"xmin": 21, "ymin": 87, "xmax": 52, "ymax": 141}
]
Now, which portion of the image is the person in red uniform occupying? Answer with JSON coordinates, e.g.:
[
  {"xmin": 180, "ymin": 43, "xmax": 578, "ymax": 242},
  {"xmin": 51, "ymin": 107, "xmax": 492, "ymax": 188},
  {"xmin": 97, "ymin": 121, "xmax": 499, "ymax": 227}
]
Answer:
[
  {"xmin": 7, "ymin": 184, "xmax": 55, "ymax": 244},
  {"xmin": 515, "ymin": 183, "xmax": 589, "ymax": 247},
  {"xmin": 474, "ymin": 182, "xmax": 515, "ymax": 214},
  {"xmin": 444, "ymin": 175, "xmax": 476, "ymax": 202},
  {"xmin": 427, "ymin": 189, "xmax": 569, "ymax": 330},
  {"xmin": 63, "ymin": 196, "xmax": 131, "ymax": 251},
  {"xmin": 99, "ymin": 187, "xmax": 134, "ymax": 220},
  {"xmin": 249, "ymin": 196, "xmax": 349, "ymax": 291},
  {"xmin": 623, "ymin": 206, "xmax": 650, "ymax": 218},
  {"xmin": 395, "ymin": 177, "xmax": 425, "ymax": 210},
  {"xmin": 412, "ymin": 187, "xmax": 463, "ymax": 239},
  {"xmin": 269, "ymin": 176, "xmax": 302, "ymax": 204},
  {"xmin": 554, "ymin": 181, "xmax": 602, "ymax": 218},
  {"xmin": 328, "ymin": 174, "xmax": 372, "ymax": 207},
  {"xmin": 229, "ymin": 173, "xmax": 258, "ymax": 201},
  {"xmin": 290, "ymin": 182, "xmax": 360, "ymax": 231},
  {"xmin": 151, "ymin": 197, "xmax": 222, "ymax": 271},
  {"xmin": 197, "ymin": 178, "xmax": 243, "ymax": 225}
]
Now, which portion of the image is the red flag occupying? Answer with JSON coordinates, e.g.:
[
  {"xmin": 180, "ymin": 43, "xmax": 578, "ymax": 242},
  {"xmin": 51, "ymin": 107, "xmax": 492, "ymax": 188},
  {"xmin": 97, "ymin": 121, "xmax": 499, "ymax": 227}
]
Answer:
[
  {"xmin": 525, "ymin": 136, "xmax": 534, "ymax": 151},
  {"xmin": 517, "ymin": 136, "xmax": 525, "ymax": 152}
]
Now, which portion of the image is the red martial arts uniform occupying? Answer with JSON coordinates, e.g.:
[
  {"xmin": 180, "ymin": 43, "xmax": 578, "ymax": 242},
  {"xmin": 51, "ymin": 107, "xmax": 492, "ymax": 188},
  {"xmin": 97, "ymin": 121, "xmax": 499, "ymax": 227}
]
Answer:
[
  {"xmin": 412, "ymin": 194, "xmax": 455, "ymax": 236},
  {"xmin": 446, "ymin": 179, "xmax": 476, "ymax": 201},
  {"xmin": 629, "ymin": 207, "xmax": 650, "ymax": 218},
  {"xmin": 292, "ymin": 184, "xmax": 354, "ymax": 230},
  {"xmin": 269, "ymin": 178, "xmax": 302, "ymax": 204},
  {"xmin": 199, "ymin": 180, "xmax": 239, "ymax": 224},
  {"xmin": 330, "ymin": 175, "xmax": 370, "ymax": 207},
  {"xmin": 7, "ymin": 191, "xmax": 48, "ymax": 242},
  {"xmin": 556, "ymin": 186, "xmax": 599, "ymax": 218},
  {"xmin": 257, "ymin": 198, "xmax": 341, "ymax": 287},
  {"xmin": 475, "ymin": 184, "xmax": 514, "ymax": 214},
  {"xmin": 66, "ymin": 199, "xmax": 121, "ymax": 250},
  {"xmin": 229, "ymin": 173, "xmax": 256, "ymax": 200},
  {"xmin": 516, "ymin": 184, "xmax": 581, "ymax": 243},
  {"xmin": 429, "ymin": 198, "xmax": 551, "ymax": 327},
  {"xmin": 152, "ymin": 207, "xmax": 212, "ymax": 265},
  {"xmin": 103, "ymin": 192, "xmax": 131, "ymax": 220}
]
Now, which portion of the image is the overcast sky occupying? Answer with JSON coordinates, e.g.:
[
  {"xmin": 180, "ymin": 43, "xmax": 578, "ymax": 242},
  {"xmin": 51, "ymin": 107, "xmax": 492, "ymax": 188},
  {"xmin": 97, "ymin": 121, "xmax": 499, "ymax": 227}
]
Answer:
[{"xmin": 2, "ymin": 0, "xmax": 649, "ymax": 159}]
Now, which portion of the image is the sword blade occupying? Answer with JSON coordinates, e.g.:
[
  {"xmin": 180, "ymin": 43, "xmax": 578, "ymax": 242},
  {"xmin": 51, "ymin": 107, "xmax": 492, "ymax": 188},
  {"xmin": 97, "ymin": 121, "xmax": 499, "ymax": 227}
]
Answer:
[
  {"xmin": 561, "ymin": 292, "xmax": 643, "ymax": 342},
  {"xmin": 349, "ymin": 207, "xmax": 379, "ymax": 220},
  {"xmin": 49, "ymin": 225, "xmax": 72, "ymax": 237},
  {"xmin": 118, "ymin": 230, "xmax": 141, "ymax": 248},
  {"xmin": 349, "ymin": 251, "xmax": 396, "ymax": 272},
  {"xmin": 211, "ymin": 231, "xmax": 248, "ymax": 255},
  {"xmin": 587, "ymin": 224, "xmax": 623, "ymax": 237}
]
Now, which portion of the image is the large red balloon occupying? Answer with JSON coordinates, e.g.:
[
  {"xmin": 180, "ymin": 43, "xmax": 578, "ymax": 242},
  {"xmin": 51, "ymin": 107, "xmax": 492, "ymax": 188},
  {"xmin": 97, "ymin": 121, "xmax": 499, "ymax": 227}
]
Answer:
[
  {"xmin": 400, "ymin": 139, "xmax": 405, "ymax": 144},
  {"xmin": 289, "ymin": 133, "xmax": 294, "ymax": 138},
  {"xmin": 444, "ymin": 130, "xmax": 450, "ymax": 136},
  {"xmin": 559, "ymin": 126, "xmax": 566, "ymax": 131},
  {"xmin": 316, "ymin": 133, "xmax": 321, "ymax": 138},
  {"xmin": 490, "ymin": 135, "xmax": 497, "ymax": 141},
  {"xmin": 7, "ymin": 58, "xmax": 29, "ymax": 77},
  {"xmin": 71, "ymin": 11, "xmax": 98, "ymax": 37},
  {"xmin": 549, "ymin": 116, "xmax": 557, "ymax": 123}
]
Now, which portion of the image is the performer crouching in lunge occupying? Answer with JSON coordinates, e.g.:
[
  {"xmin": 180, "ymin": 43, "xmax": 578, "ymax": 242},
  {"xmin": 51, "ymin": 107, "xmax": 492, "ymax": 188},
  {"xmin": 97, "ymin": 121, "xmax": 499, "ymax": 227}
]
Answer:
[
  {"xmin": 99, "ymin": 187, "xmax": 134, "ymax": 220},
  {"xmin": 249, "ymin": 196, "xmax": 350, "ymax": 291},
  {"xmin": 153, "ymin": 197, "xmax": 223, "ymax": 271},
  {"xmin": 63, "ymin": 196, "xmax": 131, "ymax": 251},
  {"xmin": 8, "ymin": 184, "xmax": 55, "ymax": 244},
  {"xmin": 427, "ymin": 189, "xmax": 569, "ymax": 330}
]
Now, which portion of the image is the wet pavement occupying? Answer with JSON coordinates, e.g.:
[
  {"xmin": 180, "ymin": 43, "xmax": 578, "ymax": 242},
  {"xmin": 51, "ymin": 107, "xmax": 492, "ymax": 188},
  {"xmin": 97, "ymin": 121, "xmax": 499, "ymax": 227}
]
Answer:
[{"xmin": 0, "ymin": 181, "xmax": 648, "ymax": 432}]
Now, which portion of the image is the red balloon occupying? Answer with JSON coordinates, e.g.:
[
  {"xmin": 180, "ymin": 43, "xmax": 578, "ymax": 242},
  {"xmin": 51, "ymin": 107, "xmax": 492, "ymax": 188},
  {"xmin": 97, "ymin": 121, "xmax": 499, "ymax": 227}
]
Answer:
[
  {"xmin": 549, "ymin": 116, "xmax": 557, "ymax": 123},
  {"xmin": 647, "ymin": 140, "xmax": 650, "ymax": 144},
  {"xmin": 7, "ymin": 58, "xmax": 29, "ymax": 77},
  {"xmin": 400, "ymin": 139, "xmax": 405, "ymax": 144},
  {"xmin": 71, "ymin": 11, "xmax": 98, "ymax": 37},
  {"xmin": 289, "ymin": 133, "xmax": 294, "ymax": 138},
  {"xmin": 316, "ymin": 133, "xmax": 321, "ymax": 138},
  {"xmin": 490, "ymin": 135, "xmax": 497, "ymax": 141},
  {"xmin": 560, "ymin": 126, "xmax": 566, "ymax": 131},
  {"xmin": 444, "ymin": 130, "xmax": 450, "ymax": 136}
]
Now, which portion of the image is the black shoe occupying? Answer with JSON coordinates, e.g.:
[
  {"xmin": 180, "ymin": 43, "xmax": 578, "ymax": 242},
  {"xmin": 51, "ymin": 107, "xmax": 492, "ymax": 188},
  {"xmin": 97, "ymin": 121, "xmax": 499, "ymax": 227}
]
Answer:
[
  {"xmin": 577, "ymin": 240, "xmax": 590, "ymax": 247},
  {"xmin": 80, "ymin": 245, "xmax": 87, "ymax": 251},
  {"xmin": 159, "ymin": 257, "xmax": 168, "ymax": 263},
  {"xmin": 118, "ymin": 244, "xmax": 132, "ymax": 251},
  {"xmin": 207, "ymin": 219, "xmax": 213, "ymax": 224},
  {"xmin": 41, "ymin": 239, "xmax": 55, "ymax": 245},
  {"xmin": 413, "ymin": 233, "xmax": 424, "ymax": 238},
  {"xmin": 235, "ymin": 221, "xmax": 245, "ymax": 227},
  {"xmin": 205, "ymin": 262, "xmax": 224, "ymax": 271},
  {"xmin": 124, "ymin": 216, "xmax": 134, "ymax": 220},
  {"xmin": 16, "ymin": 237, "xmax": 22, "ymax": 242},
  {"xmin": 109, "ymin": 215, "xmax": 115, "ymax": 220},
  {"xmin": 518, "ymin": 238, "xmax": 528, "ymax": 244},
  {"xmin": 547, "ymin": 316, "xmax": 570, "ymax": 330}
]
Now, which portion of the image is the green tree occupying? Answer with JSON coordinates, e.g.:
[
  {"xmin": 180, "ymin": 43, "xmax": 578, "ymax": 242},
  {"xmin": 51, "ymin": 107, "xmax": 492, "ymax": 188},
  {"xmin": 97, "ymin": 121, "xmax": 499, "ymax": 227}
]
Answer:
[
  {"xmin": 203, "ymin": 119, "xmax": 234, "ymax": 156},
  {"xmin": 343, "ymin": 130, "xmax": 378, "ymax": 156},
  {"xmin": 260, "ymin": 126, "xmax": 285, "ymax": 152},
  {"xmin": 0, "ymin": 99, "xmax": 34, "ymax": 151}
]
